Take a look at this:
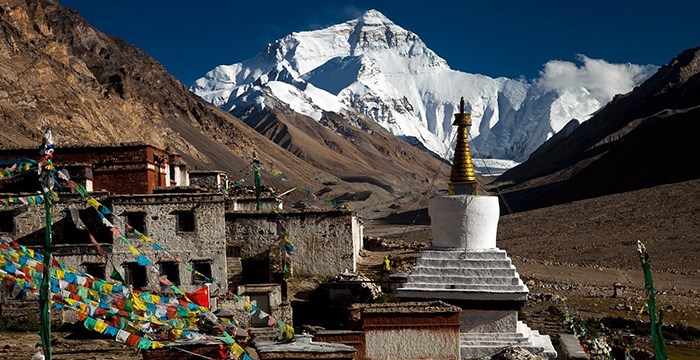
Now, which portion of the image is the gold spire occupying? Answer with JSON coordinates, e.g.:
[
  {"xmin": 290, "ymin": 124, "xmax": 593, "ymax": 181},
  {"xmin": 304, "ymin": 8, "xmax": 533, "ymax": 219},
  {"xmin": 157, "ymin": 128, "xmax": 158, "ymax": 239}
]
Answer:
[{"xmin": 448, "ymin": 97, "xmax": 477, "ymax": 195}]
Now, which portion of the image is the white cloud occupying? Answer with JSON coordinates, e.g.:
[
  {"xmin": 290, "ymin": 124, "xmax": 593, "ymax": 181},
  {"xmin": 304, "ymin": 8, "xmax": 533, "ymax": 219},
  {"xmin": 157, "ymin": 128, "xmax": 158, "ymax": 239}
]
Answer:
[{"xmin": 536, "ymin": 54, "xmax": 657, "ymax": 104}]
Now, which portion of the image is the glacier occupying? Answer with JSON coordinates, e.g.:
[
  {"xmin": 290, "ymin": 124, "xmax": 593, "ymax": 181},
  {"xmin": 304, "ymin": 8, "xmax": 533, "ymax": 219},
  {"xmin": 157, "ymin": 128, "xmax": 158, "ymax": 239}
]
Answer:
[{"xmin": 191, "ymin": 9, "xmax": 657, "ymax": 165}]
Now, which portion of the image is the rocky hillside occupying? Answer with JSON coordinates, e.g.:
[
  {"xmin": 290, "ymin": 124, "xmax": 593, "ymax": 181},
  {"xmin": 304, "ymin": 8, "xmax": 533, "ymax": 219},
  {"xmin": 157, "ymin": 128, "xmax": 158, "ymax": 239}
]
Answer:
[
  {"xmin": 0, "ymin": 0, "xmax": 448, "ymax": 209},
  {"xmin": 494, "ymin": 47, "xmax": 700, "ymax": 212}
]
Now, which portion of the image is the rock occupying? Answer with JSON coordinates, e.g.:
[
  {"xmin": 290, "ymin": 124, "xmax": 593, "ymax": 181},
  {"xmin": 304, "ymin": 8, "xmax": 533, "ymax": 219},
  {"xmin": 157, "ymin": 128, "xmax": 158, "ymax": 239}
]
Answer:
[{"xmin": 490, "ymin": 347, "xmax": 547, "ymax": 360}]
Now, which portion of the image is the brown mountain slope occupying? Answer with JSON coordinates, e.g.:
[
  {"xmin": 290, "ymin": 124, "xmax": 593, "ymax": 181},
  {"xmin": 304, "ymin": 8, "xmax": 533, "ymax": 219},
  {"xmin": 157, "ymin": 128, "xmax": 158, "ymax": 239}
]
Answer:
[
  {"xmin": 494, "ymin": 47, "xmax": 700, "ymax": 212},
  {"xmin": 0, "ymin": 0, "xmax": 446, "ymax": 208},
  {"xmin": 241, "ymin": 92, "xmax": 449, "ymax": 201},
  {"xmin": 0, "ymin": 0, "xmax": 318, "ymax": 187}
]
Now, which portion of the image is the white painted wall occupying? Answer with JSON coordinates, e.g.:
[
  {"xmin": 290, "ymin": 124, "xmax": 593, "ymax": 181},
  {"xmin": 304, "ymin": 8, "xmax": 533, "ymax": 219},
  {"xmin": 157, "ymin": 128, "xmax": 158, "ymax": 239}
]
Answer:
[{"xmin": 429, "ymin": 195, "xmax": 499, "ymax": 250}]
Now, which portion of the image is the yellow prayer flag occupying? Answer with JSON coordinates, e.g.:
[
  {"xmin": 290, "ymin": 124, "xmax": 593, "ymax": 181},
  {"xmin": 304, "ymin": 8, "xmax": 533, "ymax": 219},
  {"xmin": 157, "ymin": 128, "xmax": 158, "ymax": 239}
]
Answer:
[
  {"xmin": 150, "ymin": 313, "xmax": 164, "ymax": 325},
  {"xmin": 85, "ymin": 196, "xmax": 101, "ymax": 209},
  {"xmin": 94, "ymin": 320, "xmax": 108, "ymax": 334},
  {"xmin": 232, "ymin": 343, "xmax": 245, "ymax": 357},
  {"xmin": 102, "ymin": 283, "xmax": 113, "ymax": 294},
  {"xmin": 140, "ymin": 234, "xmax": 153, "ymax": 242},
  {"xmin": 150, "ymin": 294, "xmax": 160, "ymax": 304},
  {"xmin": 151, "ymin": 342, "xmax": 164, "ymax": 349},
  {"xmin": 128, "ymin": 245, "xmax": 140, "ymax": 256},
  {"xmin": 55, "ymin": 269, "xmax": 65, "ymax": 279},
  {"xmin": 9, "ymin": 252, "xmax": 19, "ymax": 263},
  {"xmin": 129, "ymin": 293, "xmax": 148, "ymax": 312}
]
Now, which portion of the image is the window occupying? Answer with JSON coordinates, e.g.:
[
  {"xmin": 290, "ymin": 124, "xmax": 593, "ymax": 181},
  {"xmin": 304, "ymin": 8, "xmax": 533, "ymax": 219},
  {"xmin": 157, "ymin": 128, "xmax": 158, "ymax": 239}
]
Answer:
[
  {"xmin": 159, "ymin": 262, "xmax": 180, "ymax": 286},
  {"xmin": 191, "ymin": 260, "xmax": 212, "ymax": 285},
  {"xmin": 124, "ymin": 263, "xmax": 148, "ymax": 290},
  {"xmin": 125, "ymin": 212, "xmax": 146, "ymax": 235},
  {"xmin": 83, "ymin": 263, "xmax": 106, "ymax": 279},
  {"xmin": 0, "ymin": 212, "xmax": 14, "ymax": 233},
  {"xmin": 226, "ymin": 245, "xmax": 241, "ymax": 258},
  {"xmin": 176, "ymin": 211, "xmax": 195, "ymax": 232},
  {"xmin": 169, "ymin": 164, "xmax": 176, "ymax": 182},
  {"xmin": 61, "ymin": 216, "xmax": 89, "ymax": 244}
]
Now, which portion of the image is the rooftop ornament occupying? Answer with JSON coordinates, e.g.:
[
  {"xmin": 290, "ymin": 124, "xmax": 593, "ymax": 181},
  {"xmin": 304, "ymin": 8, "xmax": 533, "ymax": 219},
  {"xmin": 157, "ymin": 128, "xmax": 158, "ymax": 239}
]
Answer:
[{"xmin": 448, "ymin": 97, "xmax": 477, "ymax": 196}]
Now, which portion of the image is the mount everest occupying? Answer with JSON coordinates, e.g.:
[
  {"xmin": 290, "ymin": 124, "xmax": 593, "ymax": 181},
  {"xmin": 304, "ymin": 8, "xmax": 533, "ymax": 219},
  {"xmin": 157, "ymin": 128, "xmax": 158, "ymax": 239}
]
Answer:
[{"xmin": 191, "ymin": 9, "xmax": 657, "ymax": 169}]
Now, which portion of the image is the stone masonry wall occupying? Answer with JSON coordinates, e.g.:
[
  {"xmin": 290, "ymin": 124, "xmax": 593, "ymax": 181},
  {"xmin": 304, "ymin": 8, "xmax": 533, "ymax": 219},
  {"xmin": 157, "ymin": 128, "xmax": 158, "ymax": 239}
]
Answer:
[
  {"xmin": 225, "ymin": 211, "xmax": 359, "ymax": 279},
  {"xmin": 109, "ymin": 193, "xmax": 227, "ymax": 294},
  {"xmin": 5, "ymin": 193, "xmax": 113, "ymax": 271}
]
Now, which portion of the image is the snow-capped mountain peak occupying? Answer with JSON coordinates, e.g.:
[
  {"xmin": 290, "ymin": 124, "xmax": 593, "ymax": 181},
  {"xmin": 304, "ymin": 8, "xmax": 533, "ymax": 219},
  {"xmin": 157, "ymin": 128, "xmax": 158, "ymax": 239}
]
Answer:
[{"xmin": 191, "ymin": 9, "xmax": 656, "ymax": 166}]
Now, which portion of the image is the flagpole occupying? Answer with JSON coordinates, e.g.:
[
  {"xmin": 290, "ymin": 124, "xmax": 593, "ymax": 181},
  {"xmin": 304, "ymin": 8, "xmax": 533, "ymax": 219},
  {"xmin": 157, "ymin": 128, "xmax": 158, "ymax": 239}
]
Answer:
[
  {"xmin": 39, "ymin": 190, "xmax": 52, "ymax": 360},
  {"xmin": 638, "ymin": 240, "xmax": 668, "ymax": 360},
  {"xmin": 38, "ymin": 130, "xmax": 55, "ymax": 360}
]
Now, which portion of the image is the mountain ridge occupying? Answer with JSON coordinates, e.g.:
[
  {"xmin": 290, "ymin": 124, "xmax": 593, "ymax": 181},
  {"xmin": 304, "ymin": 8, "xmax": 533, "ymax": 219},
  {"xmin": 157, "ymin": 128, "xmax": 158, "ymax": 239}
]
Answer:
[
  {"xmin": 494, "ymin": 46, "xmax": 700, "ymax": 212},
  {"xmin": 192, "ymin": 9, "xmax": 656, "ymax": 165}
]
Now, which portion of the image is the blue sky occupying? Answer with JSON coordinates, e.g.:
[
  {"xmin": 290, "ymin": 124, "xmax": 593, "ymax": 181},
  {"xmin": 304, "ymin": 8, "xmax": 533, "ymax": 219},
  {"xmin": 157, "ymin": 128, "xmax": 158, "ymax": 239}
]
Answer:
[{"xmin": 60, "ymin": 0, "xmax": 699, "ymax": 86}]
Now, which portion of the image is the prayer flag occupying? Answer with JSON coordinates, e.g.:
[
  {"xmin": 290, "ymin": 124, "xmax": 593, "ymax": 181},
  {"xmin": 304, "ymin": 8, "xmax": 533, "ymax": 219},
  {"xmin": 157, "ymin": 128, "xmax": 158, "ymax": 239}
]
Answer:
[
  {"xmin": 158, "ymin": 275, "xmax": 173, "ymax": 286},
  {"xmin": 125, "ymin": 334, "xmax": 141, "ymax": 347},
  {"xmin": 128, "ymin": 245, "xmax": 140, "ymax": 256},
  {"xmin": 136, "ymin": 255, "xmax": 151, "ymax": 266},
  {"xmin": 83, "ymin": 317, "xmax": 97, "ymax": 331},
  {"xmin": 137, "ymin": 338, "xmax": 152, "ymax": 350},
  {"xmin": 94, "ymin": 320, "xmax": 108, "ymax": 334},
  {"xmin": 104, "ymin": 325, "xmax": 119, "ymax": 337}
]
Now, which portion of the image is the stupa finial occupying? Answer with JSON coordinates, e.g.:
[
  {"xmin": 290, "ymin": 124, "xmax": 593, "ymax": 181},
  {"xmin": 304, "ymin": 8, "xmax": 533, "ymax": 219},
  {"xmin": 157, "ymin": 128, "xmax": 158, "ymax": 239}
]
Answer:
[{"xmin": 448, "ymin": 97, "xmax": 477, "ymax": 195}]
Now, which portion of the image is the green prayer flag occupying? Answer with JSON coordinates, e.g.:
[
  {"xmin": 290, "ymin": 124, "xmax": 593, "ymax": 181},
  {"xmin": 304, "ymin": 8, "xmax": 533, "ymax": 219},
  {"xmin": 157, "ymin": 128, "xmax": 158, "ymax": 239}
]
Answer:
[{"xmin": 110, "ymin": 268, "xmax": 125, "ymax": 283}]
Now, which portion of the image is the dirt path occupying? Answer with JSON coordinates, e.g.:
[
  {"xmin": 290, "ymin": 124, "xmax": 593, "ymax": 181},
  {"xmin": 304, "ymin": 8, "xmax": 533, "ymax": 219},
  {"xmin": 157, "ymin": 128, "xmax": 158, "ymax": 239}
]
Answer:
[{"xmin": 0, "ymin": 332, "xmax": 137, "ymax": 360}]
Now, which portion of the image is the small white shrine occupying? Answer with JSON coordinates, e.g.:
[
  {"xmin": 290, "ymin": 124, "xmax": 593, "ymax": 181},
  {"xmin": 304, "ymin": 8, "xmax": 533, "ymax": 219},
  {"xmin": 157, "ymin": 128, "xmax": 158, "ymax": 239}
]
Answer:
[{"xmin": 397, "ymin": 98, "xmax": 557, "ymax": 359}]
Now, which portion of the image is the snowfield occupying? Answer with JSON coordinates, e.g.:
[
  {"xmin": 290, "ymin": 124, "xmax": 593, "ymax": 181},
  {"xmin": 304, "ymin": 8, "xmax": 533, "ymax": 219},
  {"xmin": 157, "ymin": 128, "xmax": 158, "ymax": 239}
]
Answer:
[{"xmin": 191, "ymin": 9, "xmax": 656, "ymax": 170}]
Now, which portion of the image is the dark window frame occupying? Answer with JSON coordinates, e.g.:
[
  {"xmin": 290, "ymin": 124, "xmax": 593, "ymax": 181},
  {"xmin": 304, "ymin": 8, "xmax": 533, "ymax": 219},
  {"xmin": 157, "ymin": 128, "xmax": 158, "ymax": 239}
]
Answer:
[
  {"xmin": 190, "ymin": 260, "xmax": 212, "ymax": 285},
  {"xmin": 175, "ymin": 211, "xmax": 195, "ymax": 233},
  {"xmin": 124, "ymin": 262, "xmax": 148, "ymax": 290},
  {"xmin": 124, "ymin": 211, "xmax": 147, "ymax": 236},
  {"xmin": 82, "ymin": 262, "xmax": 106, "ymax": 279},
  {"xmin": 158, "ymin": 261, "xmax": 180, "ymax": 286},
  {"xmin": 226, "ymin": 245, "xmax": 241, "ymax": 258},
  {"xmin": 0, "ymin": 212, "xmax": 14, "ymax": 233}
]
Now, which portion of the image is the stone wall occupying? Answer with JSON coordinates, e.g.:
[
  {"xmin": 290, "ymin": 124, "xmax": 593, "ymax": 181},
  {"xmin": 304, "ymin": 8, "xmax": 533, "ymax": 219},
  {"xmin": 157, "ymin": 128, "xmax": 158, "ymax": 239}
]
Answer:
[
  {"xmin": 218, "ymin": 283, "xmax": 292, "ymax": 329},
  {"xmin": 109, "ymin": 193, "xmax": 227, "ymax": 294},
  {"xmin": 225, "ymin": 210, "xmax": 362, "ymax": 280},
  {"xmin": 5, "ymin": 193, "xmax": 113, "ymax": 271}
]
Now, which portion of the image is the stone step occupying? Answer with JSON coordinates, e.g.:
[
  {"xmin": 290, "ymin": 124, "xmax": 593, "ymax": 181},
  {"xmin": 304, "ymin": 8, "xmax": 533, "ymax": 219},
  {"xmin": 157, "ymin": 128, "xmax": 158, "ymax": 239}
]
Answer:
[
  {"xmin": 250, "ymin": 326, "xmax": 279, "ymax": 343},
  {"xmin": 420, "ymin": 250, "xmax": 508, "ymax": 260},
  {"xmin": 412, "ymin": 266, "xmax": 516, "ymax": 277},
  {"xmin": 460, "ymin": 345, "xmax": 545, "ymax": 359},
  {"xmin": 407, "ymin": 274, "xmax": 521, "ymax": 285},
  {"xmin": 460, "ymin": 333, "xmax": 529, "ymax": 340},
  {"xmin": 401, "ymin": 283, "xmax": 527, "ymax": 292},
  {"xmin": 414, "ymin": 258, "xmax": 514, "ymax": 268},
  {"xmin": 460, "ymin": 340, "xmax": 531, "ymax": 346}
]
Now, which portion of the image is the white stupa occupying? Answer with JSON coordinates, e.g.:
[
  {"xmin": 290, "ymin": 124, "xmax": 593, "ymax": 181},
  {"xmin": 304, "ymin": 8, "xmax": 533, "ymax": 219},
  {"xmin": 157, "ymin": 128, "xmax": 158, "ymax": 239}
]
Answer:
[{"xmin": 397, "ymin": 98, "xmax": 557, "ymax": 359}]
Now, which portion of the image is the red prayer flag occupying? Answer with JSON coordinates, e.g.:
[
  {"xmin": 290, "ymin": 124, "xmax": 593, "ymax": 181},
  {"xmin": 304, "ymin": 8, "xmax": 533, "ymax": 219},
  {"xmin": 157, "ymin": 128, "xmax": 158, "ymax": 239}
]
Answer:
[
  {"xmin": 158, "ymin": 275, "xmax": 173, "ymax": 286},
  {"xmin": 125, "ymin": 333, "xmax": 141, "ymax": 347},
  {"xmin": 185, "ymin": 286, "xmax": 210, "ymax": 308}
]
